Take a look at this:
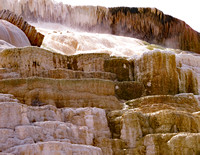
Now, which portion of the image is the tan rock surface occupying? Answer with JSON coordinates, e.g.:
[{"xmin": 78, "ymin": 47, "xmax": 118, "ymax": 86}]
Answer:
[
  {"xmin": 1, "ymin": 47, "xmax": 198, "ymax": 97},
  {"xmin": 107, "ymin": 93, "xmax": 200, "ymax": 153},
  {"xmin": 0, "ymin": 94, "xmax": 111, "ymax": 153},
  {"xmin": 144, "ymin": 133, "xmax": 200, "ymax": 155},
  {"xmin": 135, "ymin": 51, "xmax": 179, "ymax": 95},
  {"xmin": 177, "ymin": 53, "xmax": 200, "ymax": 94},
  {"xmin": 115, "ymin": 81, "xmax": 145, "ymax": 100},
  {"xmin": 41, "ymin": 68, "xmax": 116, "ymax": 80},
  {"xmin": 0, "ymin": 47, "xmax": 124, "ymax": 81},
  {"xmin": 0, "ymin": 45, "xmax": 200, "ymax": 154},
  {"xmin": 0, "ymin": 47, "xmax": 68, "ymax": 77},
  {"xmin": 0, "ymin": 77, "xmax": 121, "ymax": 110},
  {"xmin": 125, "ymin": 93, "xmax": 200, "ymax": 113},
  {"xmin": 0, "ymin": 95, "xmax": 29, "ymax": 129},
  {"xmin": 135, "ymin": 50, "xmax": 199, "ymax": 95},
  {"xmin": 4, "ymin": 141, "xmax": 103, "ymax": 155}
]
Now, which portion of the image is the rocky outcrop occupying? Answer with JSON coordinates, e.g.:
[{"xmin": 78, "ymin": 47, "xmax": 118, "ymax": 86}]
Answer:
[
  {"xmin": 5, "ymin": 141, "xmax": 103, "ymax": 155},
  {"xmin": 0, "ymin": 9, "xmax": 44, "ymax": 47},
  {"xmin": 135, "ymin": 51, "xmax": 179, "ymax": 95},
  {"xmin": 0, "ymin": 46, "xmax": 200, "ymax": 154},
  {"xmin": 0, "ymin": 93, "xmax": 108, "ymax": 154},
  {"xmin": 176, "ymin": 53, "xmax": 200, "ymax": 93},
  {"xmin": 1, "ymin": 0, "xmax": 200, "ymax": 53},
  {"xmin": 0, "ymin": 47, "xmax": 131, "ymax": 82},
  {"xmin": 0, "ymin": 47, "xmax": 198, "ymax": 98},
  {"xmin": 107, "ymin": 93, "xmax": 200, "ymax": 154},
  {"xmin": 144, "ymin": 133, "xmax": 200, "ymax": 155},
  {"xmin": 0, "ymin": 77, "xmax": 121, "ymax": 110},
  {"xmin": 135, "ymin": 50, "xmax": 199, "ymax": 95},
  {"xmin": 106, "ymin": 7, "xmax": 200, "ymax": 53}
]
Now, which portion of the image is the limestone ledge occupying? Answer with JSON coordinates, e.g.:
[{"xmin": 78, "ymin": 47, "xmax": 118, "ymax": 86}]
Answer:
[
  {"xmin": 0, "ymin": 47, "xmax": 200, "ymax": 154},
  {"xmin": 125, "ymin": 93, "xmax": 200, "ymax": 113},
  {"xmin": 135, "ymin": 50, "xmax": 198, "ymax": 95},
  {"xmin": 107, "ymin": 93, "xmax": 200, "ymax": 151},
  {"xmin": 0, "ymin": 47, "xmax": 132, "ymax": 82},
  {"xmin": 0, "ymin": 77, "xmax": 121, "ymax": 110},
  {"xmin": 144, "ymin": 133, "xmax": 200, "ymax": 155},
  {"xmin": 4, "ymin": 141, "xmax": 103, "ymax": 155},
  {"xmin": 0, "ymin": 91, "xmax": 200, "ymax": 154},
  {"xmin": 0, "ymin": 47, "xmax": 199, "ymax": 98},
  {"xmin": 0, "ymin": 93, "xmax": 110, "ymax": 152}
]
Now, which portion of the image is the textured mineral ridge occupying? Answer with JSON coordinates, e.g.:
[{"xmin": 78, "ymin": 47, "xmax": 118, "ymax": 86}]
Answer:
[
  {"xmin": 0, "ymin": 46, "xmax": 200, "ymax": 154},
  {"xmin": 0, "ymin": 2, "xmax": 200, "ymax": 155},
  {"xmin": 1, "ymin": 0, "xmax": 200, "ymax": 53}
]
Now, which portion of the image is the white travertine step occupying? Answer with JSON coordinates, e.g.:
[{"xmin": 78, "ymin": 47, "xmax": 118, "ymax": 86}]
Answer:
[
  {"xmin": 4, "ymin": 141, "xmax": 103, "ymax": 155},
  {"xmin": 0, "ymin": 100, "xmax": 110, "ymax": 152},
  {"xmin": 0, "ymin": 93, "xmax": 19, "ymax": 103}
]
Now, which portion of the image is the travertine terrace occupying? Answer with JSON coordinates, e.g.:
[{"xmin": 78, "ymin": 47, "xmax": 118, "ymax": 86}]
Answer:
[
  {"xmin": 1, "ymin": 0, "xmax": 200, "ymax": 52},
  {"xmin": 0, "ymin": 46, "xmax": 200, "ymax": 154},
  {"xmin": 0, "ymin": 0, "xmax": 200, "ymax": 155}
]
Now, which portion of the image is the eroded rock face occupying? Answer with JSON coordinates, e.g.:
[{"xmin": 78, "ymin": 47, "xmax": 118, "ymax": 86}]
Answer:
[
  {"xmin": 0, "ymin": 77, "xmax": 121, "ymax": 110},
  {"xmin": 144, "ymin": 133, "xmax": 200, "ymax": 155},
  {"xmin": 135, "ymin": 51, "xmax": 179, "ymax": 95},
  {"xmin": 135, "ymin": 50, "xmax": 199, "ymax": 95},
  {"xmin": 176, "ymin": 53, "xmax": 200, "ymax": 94},
  {"xmin": 0, "ymin": 46, "xmax": 200, "ymax": 154},
  {"xmin": 0, "ymin": 94, "xmax": 109, "ymax": 153},
  {"xmin": 0, "ymin": 47, "xmax": 198, "ymax": 97},
  {"xmin": 4, "ymin": 141, "xmax": 103, "ymax": 155},
  {"xmin": 107, "ymin": 93, "xmax": 200, "ymax": 153}
]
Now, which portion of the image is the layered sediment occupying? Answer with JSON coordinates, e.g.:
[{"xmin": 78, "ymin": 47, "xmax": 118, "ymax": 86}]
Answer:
[
  {"xmin": 0, "ymin": 1, "xmax": 200, "ymax": 154},
  {"xmin": 0, "ymin": 46, "xmax": 200, "ymax": 154}
]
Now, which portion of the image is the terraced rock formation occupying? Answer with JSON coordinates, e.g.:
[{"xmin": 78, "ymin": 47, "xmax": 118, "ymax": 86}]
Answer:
[
  {"xmin": 1, "ymin": 0, "xmax": 200, "ymax": 53},
  {"xmin": 0, "ymin": 46, "xmax": 200, "ymax": 154}
]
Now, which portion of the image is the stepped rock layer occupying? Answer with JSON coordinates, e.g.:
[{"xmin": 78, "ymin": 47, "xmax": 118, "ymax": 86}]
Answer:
[
  {"xmin": 0, "ymin": 47, "xmax": 133, "ymax": 82},
  {"xmin": 107, "ymin": 93, "xmax": 200, "ymax": 154},
  {"xmin": 0, "ymin": 47, "xmax": 198, "ymax": 98},
  {"xmin": 135, "ymin": 50, "xmax": 198, "ymax": 95},
  {"xmin": 1, "ymin": 45, "xmax": 200, "ymax": 154},
  {"xmin": 0, "ymin": 77, "xmax": 121, "ymax": 110},
  {"xmin": 0, "ymin": 9, "xmax": 44, "ymax": 47},
  {"xmin": 5, "ymin": 141, "xmax": 103, "ymax": 155},
  {"xmin": 0, "ymin": 93, "xmax": 108, "ymax": 154},
  {"xmin": 1, "ymin": 0, "xmax": 200, "ymax": 52},
  {"xmin": 1, "ymin": 92, "xmax": 200, "ymax": 154}
]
